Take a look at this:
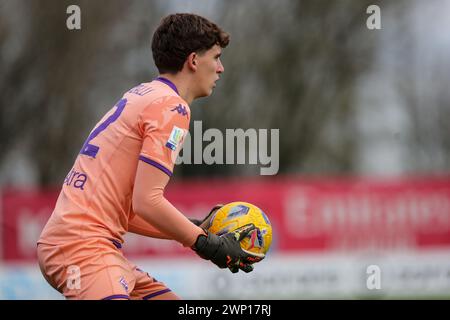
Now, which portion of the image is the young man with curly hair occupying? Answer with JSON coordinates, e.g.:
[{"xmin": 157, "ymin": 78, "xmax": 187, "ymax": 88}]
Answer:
[{"xmin": 37, "ymin": 13, "xmax": 261, "ymax": 300}]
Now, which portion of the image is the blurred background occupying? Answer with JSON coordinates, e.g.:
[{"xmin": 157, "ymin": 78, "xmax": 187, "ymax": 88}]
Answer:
[{"xmin": 0, "ymin": 0, "xmax": 449, "ymax": 299}]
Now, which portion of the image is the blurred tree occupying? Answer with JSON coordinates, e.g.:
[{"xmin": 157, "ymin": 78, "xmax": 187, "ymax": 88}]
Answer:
[
  {"xmin": 0, "ymin": 0, "xmax": 163, "ymax": 186},
  {"xmin": 390, "ymin": 1, "xmax": 450, "ymax": 173},
  {"xmin": 186, "ymin": 0, "xmax": 380, "ymax": 177},
  {"xmin": 1, "ymin": 0, "xmax": 448, "ymax": 186}
]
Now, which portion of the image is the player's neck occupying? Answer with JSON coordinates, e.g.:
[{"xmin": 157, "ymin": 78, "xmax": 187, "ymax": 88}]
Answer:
[{"xmin": 158, "ymin": 73, "xmax": 195, "ymax": 105}]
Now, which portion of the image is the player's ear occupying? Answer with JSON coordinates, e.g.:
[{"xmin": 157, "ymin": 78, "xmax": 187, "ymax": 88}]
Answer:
[{"xmin": 186, "ymin": 52, "xmax": 198, "ymax": 71}]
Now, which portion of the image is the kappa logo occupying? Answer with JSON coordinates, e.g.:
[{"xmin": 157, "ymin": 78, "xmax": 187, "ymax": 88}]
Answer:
[{"xmin": 171, "ymin": 104, "xmax": 188, "ymax": 117}]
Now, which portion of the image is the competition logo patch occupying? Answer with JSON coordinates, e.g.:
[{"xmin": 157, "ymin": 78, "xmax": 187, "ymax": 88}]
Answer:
[{"xmin": 165, "ymin": 126, "xmax": 185, "ymax": 151}]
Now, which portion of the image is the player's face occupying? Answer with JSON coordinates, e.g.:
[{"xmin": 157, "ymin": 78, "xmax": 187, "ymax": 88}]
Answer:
[{"xmin": 195, "ymin": 45, "xmax": 224, "ymax": 97}]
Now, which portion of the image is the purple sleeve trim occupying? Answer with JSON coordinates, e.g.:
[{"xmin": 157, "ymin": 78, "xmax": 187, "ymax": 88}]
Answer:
[
  {"xmin": 139, "ymin": 155, "xmax": 173, "ymax": 177},
  {"xmin": 155, "ymin": 77, "xmax": 179, "ymax": 95},
  {"xmin": 142, "ymin": 288, "xmax": 172, "ymax": 300},
  {"xmin": 102, "ymin": 294, "xmax": 130, "ymax": 300},
  {"xmin": 110, "ymin": 239, "xmax": 122, "ymax": 249}
]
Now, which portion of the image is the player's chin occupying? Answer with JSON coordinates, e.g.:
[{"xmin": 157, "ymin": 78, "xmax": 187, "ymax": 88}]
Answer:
[
  {"xmin": 209, "ymin": 83, "xmax": 218, "ymax": 95},
  {"xmin": 200, "ymin": 87, "xmax": 215, "ymax": 97}
]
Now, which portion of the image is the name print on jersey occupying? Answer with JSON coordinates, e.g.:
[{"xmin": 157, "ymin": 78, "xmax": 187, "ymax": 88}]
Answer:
[{"xmin": 64, "ymin": 168, "xmax": 88, "ymax": 190}]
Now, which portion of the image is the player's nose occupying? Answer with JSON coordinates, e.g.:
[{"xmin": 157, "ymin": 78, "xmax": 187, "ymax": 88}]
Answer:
[{"xmin": 217, "ymin": 59, "xmax": 224, "ymax": 73}]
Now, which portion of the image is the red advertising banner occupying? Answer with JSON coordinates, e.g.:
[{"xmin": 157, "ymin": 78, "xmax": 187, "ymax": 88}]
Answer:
[
  {"xmin": 1, "ymin": 177, "xmax": 450, "ymax": 262},
  {"xmin": 1, "ymin": 188, "xmax": 59, "ymax": 262}
]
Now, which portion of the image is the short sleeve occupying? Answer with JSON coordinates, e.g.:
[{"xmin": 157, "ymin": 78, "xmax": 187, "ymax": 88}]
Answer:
[{"xmin": 138, "ymin": 96, "xmax": 190, "ymax": 177}]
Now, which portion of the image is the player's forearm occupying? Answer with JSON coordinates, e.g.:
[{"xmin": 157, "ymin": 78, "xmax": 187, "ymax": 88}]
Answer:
[
  {"xmin": 133, "ymin": 194, "xmax": 203, "ymax": 247},
  {"xmin": 128, "ymin": 214, "xmax": 172, "ymax": 239},
  {"xmin": 132, "ymin": 160, "xmax": 204, "ymax": 247}
]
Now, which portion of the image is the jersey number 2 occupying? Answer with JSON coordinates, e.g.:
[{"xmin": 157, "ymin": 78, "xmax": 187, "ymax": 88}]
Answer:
[{"xmin": 80, "ymin": 98, "xmax": 127, "ymax": 158}]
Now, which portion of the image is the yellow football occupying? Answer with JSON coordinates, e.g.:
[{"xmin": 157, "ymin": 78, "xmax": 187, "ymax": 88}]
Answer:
[{"xmin": 207, "ymin": 201, "xmax": 272, "ymax": 258}]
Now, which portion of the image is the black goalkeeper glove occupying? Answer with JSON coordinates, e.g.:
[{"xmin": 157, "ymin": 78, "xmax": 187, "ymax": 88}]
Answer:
[
  {"xmin": 192, "ymin": 223, "xmax": 263, "ymax": 273},
  {"xmin": 189, "ymin": 204, "xmax": 223, "ymax": 229}
]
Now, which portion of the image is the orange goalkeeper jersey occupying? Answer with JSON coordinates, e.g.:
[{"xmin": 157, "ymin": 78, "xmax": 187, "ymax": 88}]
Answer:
[{"xmin": 38, "ymin": 78, "xmax": 190, "ymax": 246}]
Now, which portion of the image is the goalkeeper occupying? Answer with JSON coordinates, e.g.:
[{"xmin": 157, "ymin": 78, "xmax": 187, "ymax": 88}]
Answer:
[{"xmin": 37, "ymin": 13, "xmax": 261, "ymax": 300}]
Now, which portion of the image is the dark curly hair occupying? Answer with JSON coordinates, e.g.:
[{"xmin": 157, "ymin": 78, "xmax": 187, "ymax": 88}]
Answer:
[{"xmin": 151, "ymin": 13, "xmax": 230, "ymax": 74}]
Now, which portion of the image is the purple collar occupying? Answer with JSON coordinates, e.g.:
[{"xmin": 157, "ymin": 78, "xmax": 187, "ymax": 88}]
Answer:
[{"xmin": 155, "ymin": 77, "xmax": 179, "ymax": 95}]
